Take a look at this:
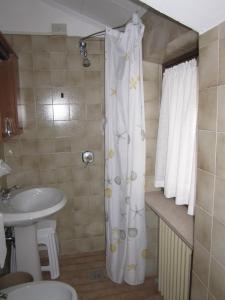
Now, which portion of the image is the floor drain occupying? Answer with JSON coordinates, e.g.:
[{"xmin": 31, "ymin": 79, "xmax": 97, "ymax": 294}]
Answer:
[{"xmin": 88, "ymin": 269, "xmax": 106, "ymax": 280}]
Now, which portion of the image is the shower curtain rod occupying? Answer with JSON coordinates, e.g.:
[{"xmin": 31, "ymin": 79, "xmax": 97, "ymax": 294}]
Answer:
[
  {"xmin": 80, "ymin": 23, "xmax": 127, "ymax": 42},
  {"xmin": 80, "ymin": 13, "xmax": 140, "ymax": 42}
]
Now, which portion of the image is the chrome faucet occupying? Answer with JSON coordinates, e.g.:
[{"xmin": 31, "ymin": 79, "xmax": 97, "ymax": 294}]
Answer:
[
  {"xmin": 0, "ymin": 292, "xmax": 8, "ymax": 299},
  {"xmin": 0, "ymin": 185, "xmax": 20, "ymax": 201}
]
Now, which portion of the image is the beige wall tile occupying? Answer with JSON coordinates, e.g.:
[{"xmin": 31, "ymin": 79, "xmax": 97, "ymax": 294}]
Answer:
[
  {"xmin": 208, "ymin": 293, "xmax": 216, "ymax": 300},
  {"xmin": 18, "ymin": 104, "xmax": 36, "ymax": 129},
  {"xmin": 198, "ymin": 130, "xmax": 216, "ymax": 173},
  {"xmin": 19, "ymin": 88, "xmax": 34, "ymax": 105},
  {"xmin": 67, "ymin": 70, "xmax": 84, "ymax": 86},
  {"xmin": 73, "ymin": 196, "xmax": 89, "ymax": 211},
  {"xmin": 219, "ymin": 38, "xmax": 225, "ymax": 85},
  {"xmin": 66, "ymin": 53, "xmax": 82, "ymax": 70},
  {"xmin": 48, "ymin": 36, "xmax": 66, "ymax": 52},
  {"xmin": 40, "ymin": 169, "xmax": 57, "ymax": 184},
  {"xmin": 198, "ymin": 87, "xmax": 217, "ymax": 131},
  {"xmin": 4, "ymin": 140, "xmax": 22, "ymax": 157},
  {"xmin": 66, "ymin": 37, "xmax": 80, "ymax": 53},
  {"xmin": 21, "ymin": 154, "xmax": 40, "ymax": 170},
  {"xmin": 212, "ymin": 218, "xmax": 225, "ymax": 267},
  {"xmin": 55, "ymin": 152, "xmax": 73, "ymax": 168},
  {"xmin": 219, "ymin": 21, "xmax": 225, "ymax": 39},
  {"xmin": 199, "ymin": 27, "xmax": 219, "ymax": 49},
  {"xmin": 209, "ymin": 258, "xmax": 225, "ymax": 300},
  {"xmin": 53, "ymin": 104, "xmax": 70, "ymax": 121},
  {"xmin": 33, "ymin": 70, "xmax": 51, "ymax": 87},
  {"xmin": 193, "ymin": 240, "xmax": 210, "ymax": 286},
  {"xmin": 51, "ymin": 70, "xmax": 67, "ymax": 86},
  {"xmin": 218, "ymin": 85, "xmax": 225, "ymax": 132},
  {"xmin": 37, "ymin": 104, "xmax": 53, "ymax": 121},
  {"xmin": 194, "ymin": 207, "xmax": 212, "ymax": 251},
  {"xmin": 32, "ymin": 36, "xmax": 49, "ymax": 51},
  {"xmin": 21, "ymin": 139, "xmax": 38, "ymax": 155},
  {"xmin": 13, "ymin": 35, "xmax": 32, "ymax": 53},
  {"xmin": 86, "ymin": 104, "xmax": 102, "ymax": 121},
  {"xmin": 83, "ymin": 87, "xmax": 104, "ymax": 104},
  {"xmin": 55, "ymin": 167, "xmax": 73, "ymax": 183},
  {"xmin": 18, "ymin": 53, "xmax": 33, "ymax": 70},
  {"xmin": 191, "ymin": 272, "xmax": 208, "ymax": 300},
  {"xmin": 52, "ymin": 87, "xmax": 72, "ymax": 104},
  {"xmin": 39, "ymin": 154, "xmax": 56, "ymax": 170},
  {"xmin": 35, "ymin": 88, "xmax": 52, "ymax": 104},
  {"xmin": 196, "ymin": 169, "xmax": 214, "ymax": 214},
  {"xmin": 19, "ymin": 70, "xmax": 33, "ymax": 88},
  {"xmin": 144, "ymin": 81, "xmax": 159, "ymax": 102},
  {"xmin": 54, "ymin": 137, "xmax": 71, "ymax": 153},
  {"xmin": 37, "ymin": 139, "xmax": 54, "ymax": 154},
  {"xmin": 33, "ymin": 51, "xmax": 50, "ymax": 70},
  {"xmin": 214, "ymin": 178, "xmax": 225, "ymax": 224},
  {"xmin": 70, "ymin": 103, "xmax": 86, "ymax": 120},
  {"xmin": 84, "ymin": 71, "xmax": 101, "ymax": 88},
  {"xmin": 199, "ymin": 40, "xmax": 219, "ymax": 90},
  {"xmin": 50, "ymin": 52, "xmax": 66, "ymax": 69},
  {"xmin": 216, "ymin": 133, "xmax": 225, "ymax": 179}
]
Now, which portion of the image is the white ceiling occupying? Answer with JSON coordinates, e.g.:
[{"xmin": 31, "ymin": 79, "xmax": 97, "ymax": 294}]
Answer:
[
  {"xmin": 140, "ymin": 0, "xmax": 225, "ymax": 34},
  {"xmin": 44, "ymin": 0, "xmax": 147, "ymax": 28}
]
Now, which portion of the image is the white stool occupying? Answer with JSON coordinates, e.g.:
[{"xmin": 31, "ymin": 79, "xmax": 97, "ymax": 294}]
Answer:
[{"xmin": 37, "ymin": 219, "xmax": 60, "ymax": 279}]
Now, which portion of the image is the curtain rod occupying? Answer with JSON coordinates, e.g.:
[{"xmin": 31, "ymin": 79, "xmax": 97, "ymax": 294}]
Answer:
[
  {"xmin": 80, "ymin": 23, "xmax": 126, "ymax": 41},
  {"xmin": 162, "ymin": 48, "xmax": 199, "ymax": 72},
  {"xmin": 80, "ymin": 14, "xmax": 138, "ymax": 42}
]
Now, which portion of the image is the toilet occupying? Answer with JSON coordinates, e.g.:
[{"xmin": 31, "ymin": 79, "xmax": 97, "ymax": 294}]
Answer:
[{"xmin": 2, "ymin": 281, "xmax": 78, "ymax": 300}]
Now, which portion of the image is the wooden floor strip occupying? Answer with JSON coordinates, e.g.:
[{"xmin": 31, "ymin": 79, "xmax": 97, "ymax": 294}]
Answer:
[{"xmin": 42, "ymin": 251, "xmax": 162, "ymax": 300}]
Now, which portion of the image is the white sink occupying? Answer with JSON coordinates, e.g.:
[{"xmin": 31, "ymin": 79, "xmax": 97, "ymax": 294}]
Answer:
[
  {"xmin": 0, "ymin": 187, "xmax": 67, "ymax": 226},
  {"xmin": 0, "ymin": 187, "xmax": 67, "ymax": 281},
  {"xmin": 2, "ymin": 281, "xmax": 78, "ymax": 300}
]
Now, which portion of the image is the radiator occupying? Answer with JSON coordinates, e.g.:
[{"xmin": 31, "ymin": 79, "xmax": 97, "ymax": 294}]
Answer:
[{"xmin": 158, "ymin": 219, "xmax": 192, "ymax": 300}]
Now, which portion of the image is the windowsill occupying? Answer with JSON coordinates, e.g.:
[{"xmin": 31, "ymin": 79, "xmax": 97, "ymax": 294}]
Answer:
[{"xmin": 145, "ymin": 191, "xmax": 194, "ymax": 249}]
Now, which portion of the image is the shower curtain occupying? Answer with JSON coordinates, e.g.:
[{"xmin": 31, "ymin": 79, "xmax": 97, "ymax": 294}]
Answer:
[
  {"xmin": 105, "ymin": 14, "xmax": 147, "ymax": 285},
  {"xmin": 155, "ymin": 59, "xmax": 198, "ymax": 215}
]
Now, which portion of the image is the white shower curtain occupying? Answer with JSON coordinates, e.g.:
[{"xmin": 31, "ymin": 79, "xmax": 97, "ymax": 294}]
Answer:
[
  {"xmin": 105, "ymin": 14, "xmax": 147, "ymax": 285},
  {"xmin": 155, "ymin": 59, "xmax": 198, "ymax": 215}
]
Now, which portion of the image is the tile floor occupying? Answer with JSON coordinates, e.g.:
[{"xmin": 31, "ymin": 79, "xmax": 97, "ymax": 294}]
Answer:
[{"xmin": 42, "ymin": 251, "xmax": 162, "ymax": 300}]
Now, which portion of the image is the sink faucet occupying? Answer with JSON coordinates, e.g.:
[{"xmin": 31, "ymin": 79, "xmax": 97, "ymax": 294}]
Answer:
[
  {"xmin": 0, "ymin": 185, "xmax": 20, "ymax": 201},
  {"xmin": 0, "ymin": 292, "xmax": 8, "ymax": 299}
]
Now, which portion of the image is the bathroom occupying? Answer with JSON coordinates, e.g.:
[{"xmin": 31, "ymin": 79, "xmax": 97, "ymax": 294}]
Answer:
[{"xmin": 0, "ymin": 0, "xmax": 225, "ymax": 299}]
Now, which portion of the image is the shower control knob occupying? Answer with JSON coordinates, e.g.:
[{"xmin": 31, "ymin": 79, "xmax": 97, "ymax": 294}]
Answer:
[{"xmin": 82, "ymin": 151, "xmax": 94, "ymax": 165}]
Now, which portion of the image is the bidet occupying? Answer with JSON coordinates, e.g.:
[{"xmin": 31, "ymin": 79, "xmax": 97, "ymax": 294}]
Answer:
[{"xmin": 2, "ymin": 281, "xmax": 78, "ymax": 300}]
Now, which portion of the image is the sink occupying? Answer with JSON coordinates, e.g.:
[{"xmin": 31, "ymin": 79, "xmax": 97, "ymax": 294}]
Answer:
[
  {"xmin": 2, "ymin": 281, "xmax": 78, "ymax": 300},
  {"xmin": 0, "ymin": 187, "xmax": 67, "ymax": 226},
  {"xmin": 0, "ymin": 187, "xmax": 67, "ymax": 281}
]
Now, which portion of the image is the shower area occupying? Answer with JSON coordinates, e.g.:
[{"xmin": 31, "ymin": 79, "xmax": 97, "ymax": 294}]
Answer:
[{"xmin": 2, "ymin": 5, "xmax": 198, "ymax": 299}]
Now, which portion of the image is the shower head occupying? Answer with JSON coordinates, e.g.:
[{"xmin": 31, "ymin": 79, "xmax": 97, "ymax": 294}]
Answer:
[
  {"xmin": 83, "ymin": 57, "xmax": 91, "ymax": 67},
  {"xmin": 79, "ymin": 39, "xmax": 91, "ymax": 67}
]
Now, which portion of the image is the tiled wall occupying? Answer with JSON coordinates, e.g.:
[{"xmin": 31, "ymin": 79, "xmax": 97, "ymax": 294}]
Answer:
[
  {"xmin": 191, "ymin": 21, "xmax": 225, "ymax": 300},
  {"xmin": 143, "ymin": 61, "xmax": 161, "ymax": 276},
  {"xmin": 2, "ymin": 35, "xmax": 161, "ymax": 257},
  {"xmin": 4, "ymin": 35, "xmax": 105, "ymax": 254}
]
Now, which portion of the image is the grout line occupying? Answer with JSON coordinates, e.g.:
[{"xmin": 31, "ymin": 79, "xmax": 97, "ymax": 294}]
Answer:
[{"xmin": 192, "ymin": 270, "xmax": 209, "ymax": 291}]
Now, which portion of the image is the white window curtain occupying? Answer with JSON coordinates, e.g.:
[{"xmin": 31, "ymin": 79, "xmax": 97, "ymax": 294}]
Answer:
[
  {"xmin": 155, "ymin": 59, "xmax": 198, "ymax": 215},
  {"xmin": 105, "ymin": 14, "xmax": 147, "ymax": 285}
]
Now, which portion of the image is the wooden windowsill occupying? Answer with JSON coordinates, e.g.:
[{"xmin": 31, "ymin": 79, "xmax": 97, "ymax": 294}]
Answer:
[{"xmin": 145, "ymin": 191, "xmax": 194, "ymax": 249}]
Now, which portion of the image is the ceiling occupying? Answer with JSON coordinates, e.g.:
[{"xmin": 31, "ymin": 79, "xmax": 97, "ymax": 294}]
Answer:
[
  {"xmin": 43, "ymin": 0, "xmax": 147, "ymax": 28},
  {"xmin": 140, "ymin": 0, "xmax": 225, "ymax": 34}
]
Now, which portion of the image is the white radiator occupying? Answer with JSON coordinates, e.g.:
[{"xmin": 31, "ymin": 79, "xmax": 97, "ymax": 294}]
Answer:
[{"xmin": 158, "ymin": 219, "xmax": 192, "ymax": 300}]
